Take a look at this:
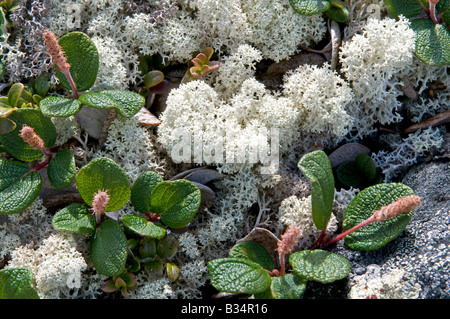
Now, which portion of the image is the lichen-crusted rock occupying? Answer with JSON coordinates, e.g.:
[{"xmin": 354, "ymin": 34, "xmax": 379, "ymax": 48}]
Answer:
[{"xmin": 302, "ymin": 161, "xmax": 450, "ymax": 299}]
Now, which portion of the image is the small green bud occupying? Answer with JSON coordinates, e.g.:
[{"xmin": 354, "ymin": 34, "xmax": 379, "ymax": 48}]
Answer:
[
  {"xmin": 126, "ymin": 256, "xmax": 141, "ymax": 273},
  {"xmin": 127, "ymin": 238, "xmax": 139, "ymax": 250},
  {"xmin": 166, "ymin": 262, "xmax": 180, "ymax": 283},
  {"xmin": 145, "ymin": 259, "xmax": 164, "ymax": 280},
  {"xmin": 139, "ymin": 237, "xmax": 156, "ymax": 259},
  {"xmin": 156, "ymin": 233, "xmax": 179, "ymax": 259}
]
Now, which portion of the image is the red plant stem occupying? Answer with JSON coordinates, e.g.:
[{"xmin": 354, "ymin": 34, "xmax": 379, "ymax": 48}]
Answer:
[
  {"xmin": 429, "ymin": 0, "xmax": 439, "ymax": 23},
  {"xmin": 322, "ymin": 215, "xmax": 376, "ymax": 248},
  {"xmin": 310, "ymin": 229, "xmax": 327, "ymax": 250},
  {"xmin": 279, "ymin": 253, "xmax": 286, "ymax": 276},
  {"xmin": 61, "ymin": 69, "xmax": 79, "ymax": 99},
  {"xmin": 22, "ymin": 153, "xmax": 53, "ymax": 177}
]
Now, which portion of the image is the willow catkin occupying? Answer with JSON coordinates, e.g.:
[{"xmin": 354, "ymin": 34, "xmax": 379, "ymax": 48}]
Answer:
[
  {"xmin": 278, "ymin": 225, "xmax": 302, "ymax": 256},
  {"xmin": 372, "ymin": 195, "xmax": 421, "ymax": 222},
  {"xmin": 92, "ymin": 189, "xmax": 110, "ymax": 216},
  {"xmin": 43, "ymin": 30, "xmax": 71, "ymax": 72},
  {"xmin": 19, "ymin": 125, "xmax": 45, "ymax": 150}
]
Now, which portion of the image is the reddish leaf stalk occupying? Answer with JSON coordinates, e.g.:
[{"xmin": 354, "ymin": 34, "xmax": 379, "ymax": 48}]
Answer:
[
  {"xmin": 322, "ymin": 195, "xmax": 421, "ymax": 248},
  {"xmin": 322, "ymin": 217, "xmax": 374, "ymax": 248},
  {"xmin": 22, "ymin": 155, "xmax": 53, "ymax": 178},
  {"xmin": 429, "ymin": 0, "xmax": 439, "ymax": 23},
  {"xmin": 310, "ymin": 228, "xmax": 327, "ymax": 250}
]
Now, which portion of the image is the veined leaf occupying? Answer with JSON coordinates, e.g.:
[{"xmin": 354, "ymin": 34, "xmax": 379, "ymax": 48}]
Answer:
[
  {"xmin": 150, "ymin": 179, "xmax": 201, "ymax": 229},
  {"xmin": 343, "ymin": 183, "xmax": 415, "ymax": 251},
  {"xmin": 254, "ymin": 274, "xmax": 307, "ymax": 299},
  {"xmin": 39, "ymin": 96, "xmax": 82, "ymax": 117},
  {"xmin": 47, "ymin": 148, "xmax": 76, "ymax": 189},
  {"xmin": 290, "ymin": 249, "xmax": 350, "ymax": 283},
  {"xmin": 56, "ymin": 32, "xmax": 99, "ymax": 92},
  {"xmin": 411, "ymin": 19, "xmax": 450, "ymax": 66},
  {"xmin": 0, "ymin": 159, "xmax": 41, "ymax": 215},
  {"xmin": 289, "ymin": 0, "xmax": 331, "ymax": 15},
  {"xmin": 52, "ymin": 203, "xmax": 96, "ymax": 234},
  {"xmin": 0, "ymin": 117, "xmax": 16, "ymax": 134},
  {"xmin": 76, "ymin": 157, "xmax": 130, "ymax": 212},
  {"xmin": 78, "ymin": 91, "xmax": 116, "ymax": 110},
  {"xmin": 122, "ymin": 215, "xmax": 166, "ymax": 239},
  {"xmin": 383, "ymin": 0, "xmax": 424, "ymax": 18},
  {"xmin": 0, "ymin": 268, "xmax": 39, "ymax": 299},
  {"xmin": 90, "ymin": 219, "xmax": 127, "ymax": 277},
  {"xmin": 229, "ymin": 241, "xmax": 274, "ymax": 271},
  {"xmin": 130, "ymin": 171, "xmax": 163, "ymax": 214},
  {"xmin": 98, "ymin": 90, "xmax": 145, "ymax": 118},
  {"xmin": 298, "ymin": 150, "xmax": 335, "ymax": 230},
  {"xmin": 208, "ymin": 258, "xmax": 271, "ymax": 294}
]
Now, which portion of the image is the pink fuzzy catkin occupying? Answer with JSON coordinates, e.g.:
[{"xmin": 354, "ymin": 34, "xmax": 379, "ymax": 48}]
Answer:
[
  {"xmin": 372, "ymin": 195, "xmax": 421, "ymax": 222},
  {"xmin": 43, "ymin": 30, "xmax": 71, "ymax": 72},
  {"xmin": 92, "ymin": 190, "xmax": 110, "ymax": 216},
  {"xmin": 278, "ymin": 225, "xmax": 302, "ymax": 256},
  {"xmin": 19, "ymin": 125, "xmax": 45, "ymax": 150}
]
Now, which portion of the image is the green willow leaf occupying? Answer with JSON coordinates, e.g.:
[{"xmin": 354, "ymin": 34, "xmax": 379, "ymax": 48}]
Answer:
[
  {"xmin": 145, "ymin": 259, "xmax": 164, "ymax": 280},
  {"xmin": 343, "ymin": 183, "xmax": 415, "ymax": 251},
  {"xmin": 56, "ymin": 32, "xmax": 99, "ymax": 92},
  {"xmin": 337, "ymin": 161, "xmax": 364, "ymax": 188},
  {"xmin": 411, "ymin": 19, "xmax": 450, "ymax": 66},
  {"xmin": 325, "ymin": 4, "xmax": 349, "ymax": 22},
  {"xmin": 122, "ymin": 215, "xmax": 166, "ymax": 239},
  {"xmin": 258, "ymin": 274, "xmax": 307, "ymax": 299},
  {"xmin": 0, "ymin": 159, "xmax": 41, "ymax": 215},
  {"xmin": 39, "ymin": 96, "xmax": 82, "ymax": 117},
  {"xmin": 0, "ymin": 62, "xmax": 4, "ymax": 78},
  {"xmin": 355, "ymin": 153, "xmax": 377, "ymax": 182},
  {"xmin": 0, "ymin": 108, "xmax": 56, "ymax": 162},
  {"xmin": 290, "ymin": 249, "xmax": 350, "ymax": 283},
  {"xmin": 143, "ymin": 70, "xmax": 164, "ymax": 88},
  {"xmin": 90, "ymin": 219, "xmax": 127, "ymax": 277},
  {"xmin": 383, "ymin": 0, "xmax": 424, "ymax": 18},
  {"xmin": 437, "ymin": 0, "xmax": 450, "ymax": 26},
  {"xmin": 52, "ymin": 203, "xmax": 96, "ymax": 234},
  {"xmin": 229, "ymin": 241, "xmax": 275, "ymax": 271},
  {"xmin": 0, "ymin": 268, "xmax": 39, "ymax": 299},
  {"xmin": 0, "ymin": 117, "xmax": 16, "ymax": 134},
  {"xmin": 47, "ymin": 148, "xmax": 76, "ymax": 189},
  {"xmin": 289, "ymin": 0, "xmax": 330, "ymax": 15},
  {"xmin": 7, "ymin": 83, "xmax": 25, "ymax": 108},
  {"xmin": 78, "ymin": 91, "xmax": 116, "ymax": 110},
  {"xmin": 156, "ymin": 233, "xmax": 179, "ymax": 259},
  {"xmin": 76, "ymin": 157, "xmax": 130, "ymax": 212},
  {"xmin": 166, "ymin": 263, "xmax": 180, "ymax": 283},
  {"xmin": 207, "ymin": 257, "xmax": 271, "ymax": 294},
  {"xmin": 34, "ymin": 72, "xmax": 51, "ymax": 97},
  {"xmin": 150, "ymin": 179, "xmax": 201, "ymax": 229},
  {"xmin": 98, "ymin": 90, "xmax": 145, "ymax": 118},
  {"xmin": 130, "ymin": 171, "xmax": 163, "ymax": 213},
  {"xmin": 298, "ymin": 150, "xmax": 335, "ymax": 230}
]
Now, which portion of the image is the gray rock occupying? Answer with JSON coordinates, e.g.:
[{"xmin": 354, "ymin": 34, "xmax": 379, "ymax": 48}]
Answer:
[
  {"xmin": 75, "ymin": 106, "xmax": 109, "ymax": 140},
  {"xmin": 302, "ymin": 161, "xmax": 450, "ymax": 299}
]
